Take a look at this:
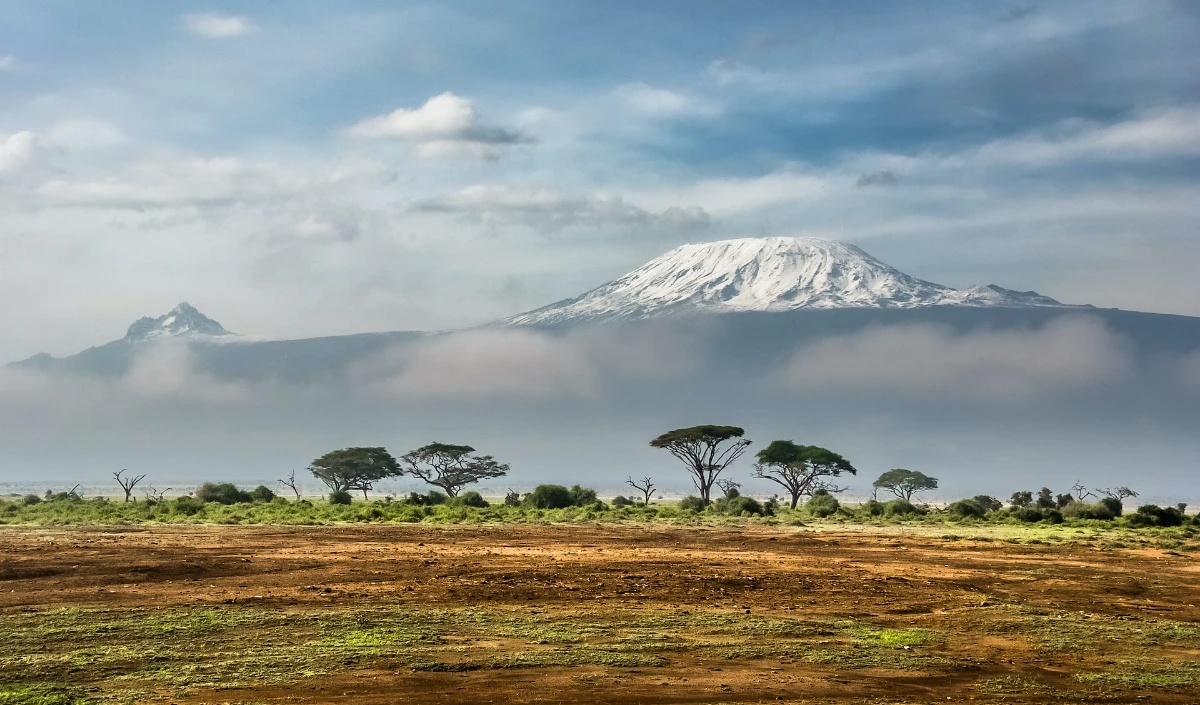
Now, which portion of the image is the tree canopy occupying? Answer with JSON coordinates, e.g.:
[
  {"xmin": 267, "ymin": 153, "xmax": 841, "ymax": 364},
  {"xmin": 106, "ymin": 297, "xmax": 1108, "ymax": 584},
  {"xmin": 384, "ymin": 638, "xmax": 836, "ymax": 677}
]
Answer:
[
  {"xmin": 401, "ymin": 442, "xmax": 509, "ymax": 497},
  {"xmin": 650, "ymin": 425, "xmax": 751, "ymax": 505},
  {"xmin": 753, "ymin": 441, "xmax": 856, "ymax": 509},
  {"xmin": 308, "ymin": 447, "xmax": 401, "ymax": 499},
  {"xmin": 872, "ymin": 468, "xmax": 938, "ymax": 502}
]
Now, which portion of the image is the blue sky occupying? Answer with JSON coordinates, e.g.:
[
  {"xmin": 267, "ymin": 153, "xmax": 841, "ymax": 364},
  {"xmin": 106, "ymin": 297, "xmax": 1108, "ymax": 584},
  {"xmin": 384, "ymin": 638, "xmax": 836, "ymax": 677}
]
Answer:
[{"xmin": 1, "ymin": 0, "xmax": 1198, "ymax": 360}]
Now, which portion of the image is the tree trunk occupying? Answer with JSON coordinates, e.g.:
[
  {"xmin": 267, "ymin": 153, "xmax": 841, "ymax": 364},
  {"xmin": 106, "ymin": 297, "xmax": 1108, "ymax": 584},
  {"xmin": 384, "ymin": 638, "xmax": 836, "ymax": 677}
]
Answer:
[
  {"xmin": 123, "ymin": 489, "xmax": 132, "ymax": 503},
  {"xmin": 790, "ymin": 491, "xmax": 800, "ymax": 510}
]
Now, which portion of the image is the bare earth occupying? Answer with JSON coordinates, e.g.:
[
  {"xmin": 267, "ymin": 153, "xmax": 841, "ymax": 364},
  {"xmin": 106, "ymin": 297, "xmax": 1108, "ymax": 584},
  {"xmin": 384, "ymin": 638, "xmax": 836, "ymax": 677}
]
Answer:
[{"xmin": 1, "ymin": 523, "xmax": 1198, "ymax": 704}]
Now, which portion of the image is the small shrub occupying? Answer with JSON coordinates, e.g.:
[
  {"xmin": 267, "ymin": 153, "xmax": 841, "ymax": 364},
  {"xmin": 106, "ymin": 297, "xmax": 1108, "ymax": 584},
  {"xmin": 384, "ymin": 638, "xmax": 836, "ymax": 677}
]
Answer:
[
  {"xmin": 249, "ymin": 485, "xmax": 276, "ymax": 503},
  {"xmin": 20, "ymin": 494, "xmax": 41, "ymax": 506},
  {"xmin": 568, "ymin": 485, "xmax": 598, "ymax": 507},
  {"xmin": 195, "ymin": 482, "xmax": 252, "ymax": 505},
  {"xmin": 1043, "ymin": 508, "xmax": 1064, "ymax": 524},
  {"xmin": 611, "ymin": 495, "xmax": 634, "ymax": 508},
  {"xmin": 805, "ymin": 493, "xmax": 840, "ymax": 518},
  {"xmin": 328, "ymin": 490, "xmax": 353, "ymax": 505},
  {"xmin": 504, "ymin": 490, "xmax": 521, "ymax": 507},
  {"xmin": 678, "ymin": 495, "xmax": 706, "ymax": 512},
  {"xmin": 453, "ymin": 490, "xmax": 489, "ymax": 508},
  {"xmin": 528, "ymin": 484, "xmax": 573, "ymax": 509}
]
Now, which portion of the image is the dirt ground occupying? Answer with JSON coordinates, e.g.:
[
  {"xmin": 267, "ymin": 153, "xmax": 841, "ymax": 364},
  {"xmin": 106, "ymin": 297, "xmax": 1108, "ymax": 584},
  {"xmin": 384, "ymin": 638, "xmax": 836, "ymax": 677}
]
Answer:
[{"xmin": 2, "ymin": 523, "xmax": 1198, "ymax": 704}]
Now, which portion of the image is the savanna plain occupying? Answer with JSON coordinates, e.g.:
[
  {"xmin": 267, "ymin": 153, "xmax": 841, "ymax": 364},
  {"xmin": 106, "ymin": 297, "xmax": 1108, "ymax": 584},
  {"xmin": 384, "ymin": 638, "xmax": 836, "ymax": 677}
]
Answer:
[{"xmin": 2, "ymin": 519, "xmax": 1199, "ymax": 705}]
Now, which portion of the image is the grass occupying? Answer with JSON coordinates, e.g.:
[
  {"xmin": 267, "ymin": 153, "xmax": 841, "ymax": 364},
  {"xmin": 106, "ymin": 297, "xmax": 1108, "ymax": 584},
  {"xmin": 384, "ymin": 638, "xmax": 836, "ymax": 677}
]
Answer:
[
  {"xmin": 1076, "ymin": 660, "xmax": 1200, "ymax": 689},
  {"xmin": 0, "ymin": 604, "xmax": 977, "ymax": 701}
]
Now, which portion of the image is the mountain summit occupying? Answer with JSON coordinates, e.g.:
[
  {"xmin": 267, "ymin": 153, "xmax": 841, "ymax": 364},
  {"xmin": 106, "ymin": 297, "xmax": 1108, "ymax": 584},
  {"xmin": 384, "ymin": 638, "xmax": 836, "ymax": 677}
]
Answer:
[
  {"xmin": 503, "ymin": 237, "xmax": 1070, "ymax": 325},
  {"xmin": 122, "ymin": 302, "xmax": 233, "ymax": 342}
]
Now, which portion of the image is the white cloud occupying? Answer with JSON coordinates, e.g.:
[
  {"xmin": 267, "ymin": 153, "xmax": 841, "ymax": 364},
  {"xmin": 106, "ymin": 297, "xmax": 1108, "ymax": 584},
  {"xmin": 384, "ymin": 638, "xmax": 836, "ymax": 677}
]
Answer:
[
  {"xmin": 613, "ymin": 83, "xmax": 716, "ymax": 117},
  {"xmin": 0, "ymin": 131, "xmax": 40, "ymax": 174},
  {"xmin": 779, "ymin": 316, "xmax": 1131, "ymax": 400},
  {"xmin": 33, "ymin": 156, "xmax": 307, "ymax": 209},
  {"xmin": 49, "ymin": 120, "xmax": 125, "ymax": 150},
  {"xmin": 345, "ymin": 92, "xmax": 530, "ymax": 160},
  {"xmin": 184, "ymin": 13, "xmax": 259, "ymax": 39},
  {"xmin": 955, "ymin": 108, "xmax": 1200, "ymax": 168},
  {"xmin": 412, "ymin": 185, "xmax": 709, "ymax": 234}
]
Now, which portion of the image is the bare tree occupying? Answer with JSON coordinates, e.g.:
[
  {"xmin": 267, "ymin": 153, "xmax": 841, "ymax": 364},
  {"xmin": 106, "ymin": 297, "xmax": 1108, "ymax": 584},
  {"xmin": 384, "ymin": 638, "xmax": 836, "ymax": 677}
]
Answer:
[
  {"xmin": 625, "ymin": 476, "xmax": 657, "ymax": 505},
  {"xmin": 144, "ymin": 485, "xmax": 170, "ymax": 502},
  {"xmin": 279, "ymin": 470, "xmax": 302, "ymax": 500},
  {"xmin": 1070, "ymin": 480, "xmax": 1095, "ymax": 501},
  {"xmin": 1098, "ymin": 486, "xmax": 1139, "ymax": 501},
  {"xmin": 113, "ymin": 469, "xmax": 146, "ymax": 503}
]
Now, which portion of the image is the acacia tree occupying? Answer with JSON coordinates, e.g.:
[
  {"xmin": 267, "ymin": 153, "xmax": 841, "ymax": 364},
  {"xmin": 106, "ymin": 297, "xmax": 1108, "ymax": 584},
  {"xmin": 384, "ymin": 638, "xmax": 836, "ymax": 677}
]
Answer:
[
  {"xmin": 626, "ymin": 476, "xmax": 657, "ymax": 505},
  {"xmin": 753, "ymin": 441, "xmax": 857, "ymax": 509},
  {"xmin": 873, "ymin": 468, "xmax": 938, "ymax": 502},
  {"xmin": 113, "ymin": 469, "xmax": 146, "ymax": 503},
  {"xmin": 308, "ymin": 447, "xmax": 401, "ymax": 500},
  {"xmin": 401, "ymin": 443, "xmax": 509, "ymax": 497},
  {"xmin": 649, "ymin": 425, "xmax": 751, "ymax": 506}
]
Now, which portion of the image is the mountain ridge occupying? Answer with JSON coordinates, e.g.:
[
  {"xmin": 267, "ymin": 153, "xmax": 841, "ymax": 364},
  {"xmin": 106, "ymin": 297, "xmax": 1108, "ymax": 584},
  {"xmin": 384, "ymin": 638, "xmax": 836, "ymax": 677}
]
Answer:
[{"xmin": 503, "ymin": 237, "xmax": 1075, "ymax": 326}]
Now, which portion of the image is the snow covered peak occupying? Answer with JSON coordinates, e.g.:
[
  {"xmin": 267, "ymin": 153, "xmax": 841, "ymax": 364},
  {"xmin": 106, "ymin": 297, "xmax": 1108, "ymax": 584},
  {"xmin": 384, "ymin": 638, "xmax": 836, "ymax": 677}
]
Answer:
[
  {"xmin": 123, "ymin": 302, "xmax": 233, "ymax": 342},
  {"xmin": 504, "ymin": 236, "xmax": 1072, "ymax": 325}
]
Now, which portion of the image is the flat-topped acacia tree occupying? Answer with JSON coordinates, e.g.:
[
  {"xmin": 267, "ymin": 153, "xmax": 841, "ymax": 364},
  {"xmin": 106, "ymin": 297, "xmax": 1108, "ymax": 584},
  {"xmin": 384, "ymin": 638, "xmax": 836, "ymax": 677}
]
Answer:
[
  {"xmin": 650, "ymin": 425, "xmax": 751, "ymax": 506},
  {"xmin": 753, "ymin": 441, "xmax": 856, "ymax": 509},
  {"xmin": 308, "ymin": 447, "xmax": 401, "ymax": 500},
  {"xmin": 401, "ymin": 443, "xmax": 509, "ymax": 497},
  {"xmin": 873, "ymin": 468, "xmax": 938, "ymax": 502}
]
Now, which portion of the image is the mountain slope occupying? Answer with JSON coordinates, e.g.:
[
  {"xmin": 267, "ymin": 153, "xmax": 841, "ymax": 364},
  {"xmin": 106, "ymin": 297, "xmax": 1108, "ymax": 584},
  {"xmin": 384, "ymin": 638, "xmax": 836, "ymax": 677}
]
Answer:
[{"xmin": 504, "ymin": 237, "xmax": 1073, "ymax": 326}]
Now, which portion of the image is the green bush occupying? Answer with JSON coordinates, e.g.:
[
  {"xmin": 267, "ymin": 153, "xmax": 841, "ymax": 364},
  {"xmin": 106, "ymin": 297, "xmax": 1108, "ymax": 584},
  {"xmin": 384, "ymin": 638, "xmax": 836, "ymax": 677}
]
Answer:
[
  {"xmin": 568, "ymin": 485, "xmax": 598, "ymax": 506},
  {"xmin": 249, "ymin": 485, "xmax": 276, "ymax": 503},
  {"xmin": 195, "ymin": 483, "xmax": 252, "ymax": 505},
  {"xmin": 863, "ymin": 499, "xmax": 884, "ymax": 516},
  {"xmin": 805, "ymin": 492, "xmax": 839, "ymax": 518},
  {"xmin": 1099, "ymin": 497, "xmax": 1124, "ymax": 517},
  {"xmin": 678, "ymin": 496, "xmax": 706, "ymax": 512},
  {"xmin": 406, "ymin": 490, "xmax": 447, "ymax": 506},
  {"xmin": 20, "ymin": 494, "xmax": 41, "ymax": 506},
  {"xmin": 611, "ymin": 495, "xmax": 634, "ymax": 508},
  {"xmin": 883, "ymin": 499, "xmax": 925, "ymax": 517},
  {"xmin": 172, "ymin": 496, "xmax": 204, "ymax": 516},
  {"xmin": 972, "ymin": 495, "xmax": 1003, "ymax": 512},
  {"xmin": 1062, "ymin": 501, "xmax": 1117, "ymax": 521},
  {"xmin": 453, "ymin": 491, "xmax": 489, "ymax": 508},
  {"xmin": 504, "ymin": 490, "xmax": 521, "ymax": 507},
  {"xmin": 1129, "ymin": 504, "xmax": 1186, "ymax": 528},
  {"xmin": 947, "ymin": 498, "xmax": 987, "ymax": 520},
  {"xmin": 527, "ymin": 484, "xmax": 573, "ymax": 509},
  {"xmin": 1011, "ymin": 506, "xmax": 1044, "ymax": 523},
  {"xmin": 328, "ymin": 490, "xmax": 353, "ymax": 505},
  {"xmin": 719, "ymin": 495, "xmax": 763, "ymax": 516}
]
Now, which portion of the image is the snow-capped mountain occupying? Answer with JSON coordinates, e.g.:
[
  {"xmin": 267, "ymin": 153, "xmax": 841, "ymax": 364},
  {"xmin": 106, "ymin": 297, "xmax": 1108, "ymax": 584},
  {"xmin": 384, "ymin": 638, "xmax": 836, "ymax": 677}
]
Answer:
[
  {"xmin": 504, "ymin": 237, "xmax": 1072, "ymax": 326},
  {"xmin": 122, "ymin": 302, "xmax": 234, "ymax": 342}
]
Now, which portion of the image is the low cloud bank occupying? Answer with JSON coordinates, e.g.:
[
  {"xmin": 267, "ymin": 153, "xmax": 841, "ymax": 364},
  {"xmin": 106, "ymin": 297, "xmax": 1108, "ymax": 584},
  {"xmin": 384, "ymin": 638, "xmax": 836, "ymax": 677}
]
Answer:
[{"xmin": 779, "ymin": 316, "xmax": 1133, "ymax": 399}]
